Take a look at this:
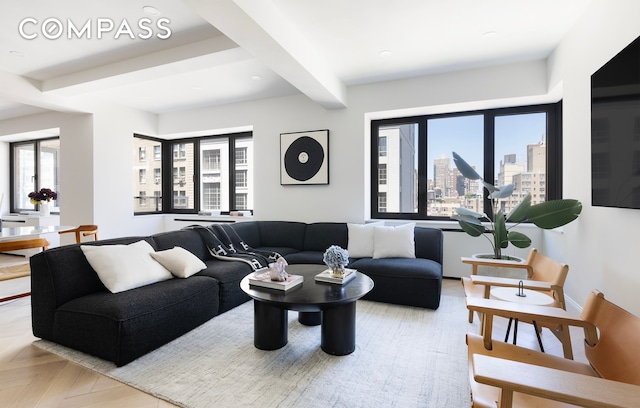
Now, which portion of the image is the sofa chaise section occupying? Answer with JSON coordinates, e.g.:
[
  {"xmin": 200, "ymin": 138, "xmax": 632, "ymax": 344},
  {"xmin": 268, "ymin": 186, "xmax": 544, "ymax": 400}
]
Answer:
[{"xmin": 31, "ymin": 236, "xmax": 221, "ymax": 366}]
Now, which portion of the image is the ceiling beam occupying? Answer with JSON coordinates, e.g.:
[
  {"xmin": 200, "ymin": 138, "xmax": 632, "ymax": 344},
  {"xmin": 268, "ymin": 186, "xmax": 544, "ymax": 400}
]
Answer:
[
  {"xmin": 42, "ymin": 36, "xmax": 250, "ymax": 96},
  {"xmin": 0, "ymin": 70, "xmax": 86, "ymax": 114},
  {"xmin": 183, "ymin": 0, "xmax": 347, "ymax": 109}
]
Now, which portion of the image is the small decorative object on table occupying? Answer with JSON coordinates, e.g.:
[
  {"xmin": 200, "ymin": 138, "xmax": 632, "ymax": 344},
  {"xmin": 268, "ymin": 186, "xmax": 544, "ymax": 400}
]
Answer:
[
  {"xmin": 323, "ymin": 245, "xmax": 349, "ymax": 278},
  {"xmin": 28, "ymin": 188, "xmax": 57, "ymax": 216},
  {"xmin": 315, "ymin": 268, "xmax": 357, "ymax": 285},
  {"xmin": 248, "ymin": 269, "xmax": 303, "ymax": 291},
  {"xmin": 268, "ymin": 257, "xmax": 288, "ymax": 281}
]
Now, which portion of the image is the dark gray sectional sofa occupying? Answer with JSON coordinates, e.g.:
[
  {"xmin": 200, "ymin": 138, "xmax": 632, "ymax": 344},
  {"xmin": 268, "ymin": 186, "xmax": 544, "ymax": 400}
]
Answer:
[{"xmin": 31, "ymin": 221, "xmax": 443, "ymax": 366}]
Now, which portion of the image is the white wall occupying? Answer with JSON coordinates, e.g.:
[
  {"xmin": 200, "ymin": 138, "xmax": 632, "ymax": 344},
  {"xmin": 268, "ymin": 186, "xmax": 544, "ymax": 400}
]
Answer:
[
  {"xmin": 90, "ymin": 103, "xmax": 160, "ymax": 239},
  {"xmin": 545, "ymin": 0, "xmax": 640, "ymax": 315}
]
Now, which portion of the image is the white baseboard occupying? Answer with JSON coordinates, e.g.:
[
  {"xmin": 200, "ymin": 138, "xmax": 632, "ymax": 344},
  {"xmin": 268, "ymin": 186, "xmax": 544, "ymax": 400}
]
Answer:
[{"xmin": 565, "ymin": 295, "xmax": 582, "ymax": 315}]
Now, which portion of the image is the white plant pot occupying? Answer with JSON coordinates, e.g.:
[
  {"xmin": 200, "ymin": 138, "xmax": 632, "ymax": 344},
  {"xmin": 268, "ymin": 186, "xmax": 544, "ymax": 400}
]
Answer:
[{"xmin": 472, "ymin": 253, "xmax": 527, "ymax": 279}]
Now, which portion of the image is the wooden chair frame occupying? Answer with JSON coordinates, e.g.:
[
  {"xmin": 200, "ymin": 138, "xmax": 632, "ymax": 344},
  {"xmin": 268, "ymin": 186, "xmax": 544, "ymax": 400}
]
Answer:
[
  {"xmin": 466, "ymin": 290, "xmax": 640, "ymax": 408},
  {"xmin": 461, "ymin": 248, "xmax": 572, "ymax": 357},
  {"xmin": 0, "ymin": 238, "xmax": 50, "ymax": 303},
  {"xmin": 59, "ymin": 225, "xmax": 98, "ymax": 243}
]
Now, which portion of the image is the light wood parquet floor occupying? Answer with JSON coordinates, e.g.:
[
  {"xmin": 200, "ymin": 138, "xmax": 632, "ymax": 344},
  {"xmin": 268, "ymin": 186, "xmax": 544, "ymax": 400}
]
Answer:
[{"xmin": 0, "ymin": 277, "xmax": 587, "ymax": 407}]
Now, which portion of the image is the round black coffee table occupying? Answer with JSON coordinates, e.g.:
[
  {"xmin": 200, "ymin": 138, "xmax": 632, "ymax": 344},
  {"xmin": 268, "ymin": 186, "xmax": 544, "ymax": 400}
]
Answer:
[{"xmin": 240, "ymin": 264, "xmax": 374, "ymax": 355}]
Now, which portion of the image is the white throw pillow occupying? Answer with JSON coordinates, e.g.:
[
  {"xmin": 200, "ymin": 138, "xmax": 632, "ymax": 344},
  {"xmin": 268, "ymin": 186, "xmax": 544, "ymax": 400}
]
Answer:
[
  {"xmin": 347, "ymin": 222, "xmax": 385, "ymax": 258},
  {"xmin": 151, "ymin": 246, "xmax": 207, "ymax": 278},
  {"xmin": 373, "ymin": 223, "xmax": 416, "ymax": 259},
  {"xmin": 81, "ymin": 240, "xmax": 173, "ymax": 293}
]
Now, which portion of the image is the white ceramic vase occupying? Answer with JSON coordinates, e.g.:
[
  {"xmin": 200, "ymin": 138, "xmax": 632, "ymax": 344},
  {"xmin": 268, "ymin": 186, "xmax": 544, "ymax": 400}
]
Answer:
[{"xmin": 39, "ymin": 201, "xmax": 50, "ymax": 217}]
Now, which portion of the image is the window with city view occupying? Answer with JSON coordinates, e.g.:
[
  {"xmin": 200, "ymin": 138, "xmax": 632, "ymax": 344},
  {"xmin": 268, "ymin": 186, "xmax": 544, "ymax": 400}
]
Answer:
[
  {"xmin": 371, "ymin": 103, "xmax": 562, "ymax": 220},
  {"xmin": 133, "ymin": 132, "xmax": 253, "ymax": 214}
]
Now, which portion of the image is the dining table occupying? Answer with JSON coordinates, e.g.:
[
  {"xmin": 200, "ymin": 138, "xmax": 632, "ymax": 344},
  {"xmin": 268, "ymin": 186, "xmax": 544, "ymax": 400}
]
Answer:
[{"xmin": 0, "ymin": 225, "xmax": 76, "ymax": 242}]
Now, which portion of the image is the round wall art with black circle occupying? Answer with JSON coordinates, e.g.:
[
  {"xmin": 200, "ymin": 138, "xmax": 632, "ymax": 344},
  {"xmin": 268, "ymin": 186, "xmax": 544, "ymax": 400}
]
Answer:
[{"xmin": 280, "ymin": 130, "xmax": 329, "ymax": 185}]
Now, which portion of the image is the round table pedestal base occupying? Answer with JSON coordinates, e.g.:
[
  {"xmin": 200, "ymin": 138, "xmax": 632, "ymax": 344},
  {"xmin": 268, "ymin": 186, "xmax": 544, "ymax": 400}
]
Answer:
[
  {"xmin": 321, "ymin": 302, "xmax": 356, "ymax": 355},
  {"xmin": 299, "ymin": 311, "xmax": 322, "ymax": 326},
  {"xmin": 253, "ymin": 301, "xmax": 288, "ymax": 350}
]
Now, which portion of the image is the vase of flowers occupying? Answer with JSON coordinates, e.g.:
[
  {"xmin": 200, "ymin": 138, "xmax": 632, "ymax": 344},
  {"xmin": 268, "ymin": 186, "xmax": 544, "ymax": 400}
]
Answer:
[
  {"xmin": 323, "ymin": 245, "xmax": 349, "ymax": 278},
  {"xmin": 28, "ymin": 188, "xmax": 57, "ymax": 216}
]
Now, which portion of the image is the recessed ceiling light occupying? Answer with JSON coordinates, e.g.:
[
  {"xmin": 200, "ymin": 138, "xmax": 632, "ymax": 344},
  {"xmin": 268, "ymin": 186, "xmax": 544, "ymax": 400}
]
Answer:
[
  {"xmin": 251, "ymin": 75, "xmax": 263, "ymax": 81},
  {"xmin": 9, "ymin": 50, "xmax": 25, "ymax": 57},
  {"xmin": 143, "ymin": 6, "xmax": 160, "ymax": 16},
  {"xmin": 378, "ymin": 50, "xmax": 392, "ymax": 58}
]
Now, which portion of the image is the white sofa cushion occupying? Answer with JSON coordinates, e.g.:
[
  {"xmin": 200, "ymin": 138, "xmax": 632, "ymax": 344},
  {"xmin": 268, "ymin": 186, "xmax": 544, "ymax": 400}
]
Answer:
[
  {"xmin": 81, "ymin": 240, "xmax": 173, "ymax": 293},
  {"xmin": 373, "ymin": 223, "xmax": 416, "ymax": 259},
  {"xmin": 151, "ymin": 246, "xmax": 206, "ymax": 278},
  {"xmin": 347, "ymin": 222, "xmax": 384, "ymax": 258}
]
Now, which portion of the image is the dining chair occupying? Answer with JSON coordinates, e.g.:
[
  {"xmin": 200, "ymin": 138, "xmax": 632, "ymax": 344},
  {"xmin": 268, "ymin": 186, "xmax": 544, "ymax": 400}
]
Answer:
[
  {"xmin": 59, "ymin": 224, "xmax": 99, "ymax": 243},
  {"xmin": 0, "ymin": 238, "xmax": 50, "ymax": 303}
]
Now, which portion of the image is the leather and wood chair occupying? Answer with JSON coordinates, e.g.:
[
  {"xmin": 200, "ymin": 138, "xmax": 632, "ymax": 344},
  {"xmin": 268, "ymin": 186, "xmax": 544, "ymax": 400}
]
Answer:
[
  {"xmin": 0, "ymin": 238, "xmax": 50, "ymax": 303},
  {"xmin": 461, "ymin": 248, "xmax": 572, "ymax": 358},
  {"xmin": 59, "ymin": 224, "xmax": 98, "ymax": 243},
  {"xmin": 466, "ymin": 290, "xmax": 640, "ymax": 408}
]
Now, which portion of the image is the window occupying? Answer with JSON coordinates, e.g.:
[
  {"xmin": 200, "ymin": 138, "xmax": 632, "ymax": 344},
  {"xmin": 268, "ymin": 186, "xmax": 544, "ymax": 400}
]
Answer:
[
  {"xmin": 134, "ymin": 132, "xmax": 252, "ymax": 214},
  {"xmin": 378, "ymin": 192, "xmax": 387, "ymax": 212},
  {"xmin": 174, "ymin": 190, "xmax": 188, "ymax": 208},
  {"xmin": 236, "ymin": 170, "xmax": 247, "ymax": 188},
  {"xmin": 236, "ymin": 147, "xmax": 247, "ymax": 165},
  {"xmin": 171, "ymin": 143, "xmax": 195, "ymax": 210},
  {"xmin": 371, "ymin": 103, "xmax": 562, "ymax": 220},
  {"xmin": 379, "ymin": 163, "xmax": 387, "ymax": 185},
  {"xmin": 134, "ymin": 136, "xmax": 162, "ymax": 213},
  {"xmin": 173, "ymin": 143, "xmax": 187, "ymax": 159},
  {"xmin": 236, "ymin": 193, "xmax": 247, "ymax": 210},
  {"xmin": 379, "ymin": 136, "xmax": 387, "ymax": 157},
  {"xmin": 139, "ymin": 191, "xmax": 147, "ymax": 206},
  {"xmin": 203, "ymin": 150, "xmax": 220, "ymax": 171},
  {"xmin": 203, "ymin": 182, "xmax": 221, "ymax": 210},
  {"xmin": 10, "ymin": 138, "xmax": 60, "ymax": 213}
]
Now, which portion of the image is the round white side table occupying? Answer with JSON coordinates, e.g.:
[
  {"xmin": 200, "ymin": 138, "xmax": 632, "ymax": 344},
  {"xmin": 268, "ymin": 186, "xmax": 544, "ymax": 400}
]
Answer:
[
  {"xmin": 490, "ymin": 287, "xmax": 554, "ymax": 306},
  {"xmin": 490, "ymin": 287, "xmax": 554, "ymax": 350}
]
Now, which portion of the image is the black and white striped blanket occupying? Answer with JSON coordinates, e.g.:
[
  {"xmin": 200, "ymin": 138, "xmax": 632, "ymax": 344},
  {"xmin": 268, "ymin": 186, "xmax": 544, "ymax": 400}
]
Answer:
[{"xmin": 185, "ymin": 224, "xmax": 285, "ymax": 271}]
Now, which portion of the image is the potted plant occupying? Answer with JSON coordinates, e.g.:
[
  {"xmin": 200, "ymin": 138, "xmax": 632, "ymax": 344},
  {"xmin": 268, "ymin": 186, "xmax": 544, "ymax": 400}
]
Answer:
[
  {"xmin": 451, "ymin": 152, "xmax": 582, "ymax": 260},
  {"xmin": 28, "ymin": 187, "xmax": 58, "ymax": 217}
]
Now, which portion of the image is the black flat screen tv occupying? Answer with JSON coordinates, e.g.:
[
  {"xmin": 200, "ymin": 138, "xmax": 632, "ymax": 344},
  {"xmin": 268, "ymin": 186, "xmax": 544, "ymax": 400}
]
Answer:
[{"xmin": 591, "ymin": 35, "xmax": 640, "ymax": 209}]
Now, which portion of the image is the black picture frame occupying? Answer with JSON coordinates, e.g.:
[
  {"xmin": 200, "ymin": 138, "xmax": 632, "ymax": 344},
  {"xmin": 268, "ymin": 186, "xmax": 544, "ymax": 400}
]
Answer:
[{"xmin": 280, "ymin": 130, "xmax": 329, "ymax": 185}]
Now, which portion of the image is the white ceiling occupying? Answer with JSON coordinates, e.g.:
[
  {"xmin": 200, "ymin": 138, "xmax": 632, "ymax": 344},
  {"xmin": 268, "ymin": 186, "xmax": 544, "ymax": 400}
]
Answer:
[{"xmin": 0, "ymin": 0, "xmax": 592, "ymax": 122}]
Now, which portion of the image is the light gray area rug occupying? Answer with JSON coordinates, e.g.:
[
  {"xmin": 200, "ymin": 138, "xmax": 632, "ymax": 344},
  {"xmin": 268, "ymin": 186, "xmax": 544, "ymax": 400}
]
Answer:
[{"xmin": 34, "ymin": 296, "xmax": 472, "ymax": 408}]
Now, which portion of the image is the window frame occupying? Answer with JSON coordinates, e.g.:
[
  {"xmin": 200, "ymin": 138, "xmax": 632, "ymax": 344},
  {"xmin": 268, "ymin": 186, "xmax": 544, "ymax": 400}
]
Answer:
[
  {"xmin": 9, "ymin": 137, "xmax": 61, "ymax": 214},
  {"xmin": 370, "ymin": 102, "xmax": 563, "ymax": 221},
  {"xmin": 134, "ymin": 131, "xmax": 252, "ymax": 215}
]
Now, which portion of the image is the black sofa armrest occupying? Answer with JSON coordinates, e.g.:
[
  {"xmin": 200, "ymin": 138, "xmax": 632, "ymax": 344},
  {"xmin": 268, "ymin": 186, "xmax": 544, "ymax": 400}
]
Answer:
[{"xmin": 414, "ymin": 227, "xmax": 444, "ymax": 264}]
